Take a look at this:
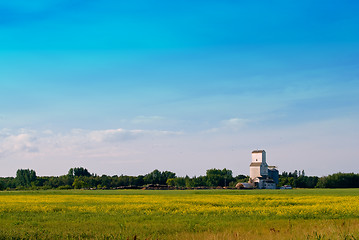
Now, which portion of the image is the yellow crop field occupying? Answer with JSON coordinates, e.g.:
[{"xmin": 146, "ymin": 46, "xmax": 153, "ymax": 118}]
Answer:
[{"xmin": 0, "ymin": 189, "xmax": 358, "ymax": 239}]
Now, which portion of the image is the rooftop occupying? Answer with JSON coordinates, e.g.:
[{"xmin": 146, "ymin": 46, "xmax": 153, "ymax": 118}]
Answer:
[{"xmin": 252, "ymin": 150, "xmax": 265, "ymax": 153}]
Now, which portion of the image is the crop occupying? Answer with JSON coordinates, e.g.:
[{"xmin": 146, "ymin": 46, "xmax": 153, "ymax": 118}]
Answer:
[{"xmin": 0, "ymin": 189, "xmax": 358, "ymax": 239}]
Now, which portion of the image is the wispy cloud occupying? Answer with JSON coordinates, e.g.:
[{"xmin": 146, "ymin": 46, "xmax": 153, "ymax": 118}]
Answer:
[
  {"xmin": 0, "ymin": 131, "xmax": 38, "ymax": 157},
  {"xmin": 203, "ymin": 118, "xmax": 250, "ymax": 133},
  {"xmin": 88, "ymin": 129, "xmax": 143, "ymax": 142},
  {"xmin": 88, "ymin": 128, "xmax": 181, "ymax": 143},
  {"xmin": 0, "ymin": 116, "xmax": 358, "ymax": 177},
  {"xmin": 0, "ymin": 127, "xmax": 183, "ymax": 159},
  {"xmin": 221, "ymin": 118, "xmax": 249, "ymax": 130}
]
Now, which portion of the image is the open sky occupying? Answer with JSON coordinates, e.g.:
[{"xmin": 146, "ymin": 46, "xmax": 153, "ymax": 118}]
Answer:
[{"xmin": 1, "ymin": 0, "xmax": 358, "ymax": 177}]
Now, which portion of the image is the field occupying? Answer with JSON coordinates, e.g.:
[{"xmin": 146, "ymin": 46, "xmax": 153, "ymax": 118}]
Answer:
[{"xmin": 0, "ymin": 189, "xmax": 359, "ymax": 239}]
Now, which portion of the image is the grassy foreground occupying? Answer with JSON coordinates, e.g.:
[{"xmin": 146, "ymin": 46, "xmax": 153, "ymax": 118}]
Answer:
[{"xmin": 0, "ymin": 189, "xmax": 359, "ymax": 239}]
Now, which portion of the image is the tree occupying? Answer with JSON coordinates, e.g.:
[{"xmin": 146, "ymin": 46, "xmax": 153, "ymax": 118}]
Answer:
[
  {"xmin": 68, "ymin": 168, "xmax": 74, "ymax": 177},
  {"xmin": 72, "ymin": 178, "xmax": 85, "ymax": 189},
  {"xmin": 144, "ymin": 170, "xmax": 176, "ymax": 185},
  {"xmin": 134, "ymin": 175, "xmax": 144, "ymax": 186},
  {"xmin": 206, "ymin": 168, "xmax": 234, "ymax": 187},
  {"xmin": 144, "ymin": 169, "xmax": 161, "ymax": 184},
  {"xmin": 173, "ymin": 177, "xmax": 186, "ymax": 187},
  {"xmin": 15, "ymin": 169, "xmax": 37, "ymax": 187},
  {"xmin": 100, "ymin": 175, "xmax": 111, "ymax": 188},
  {"xmin": 162, "ymin": 171, "xmax": 176, "ymax": 182},
  {"xmin": 316, "ymin": 173, "xmax": 359, "ymax": 188},
  {"xmin": 191, "ymin": 176, "xmax": 208, "ymax": 187},
  {"xmin": 166, "ymin": 178, "xmax": 176, "ymax": 187},
  {"xmin": 73, "ymin": 167, "xmax": 91, "ymax": 177}
]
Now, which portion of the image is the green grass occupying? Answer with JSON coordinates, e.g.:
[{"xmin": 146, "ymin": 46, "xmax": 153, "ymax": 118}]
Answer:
[{"xmin": 0, "ymin": 189, "xmax": 358, "ymax": 239}]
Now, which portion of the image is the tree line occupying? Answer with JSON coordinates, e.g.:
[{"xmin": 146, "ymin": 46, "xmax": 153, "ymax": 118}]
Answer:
[{"xmin": 0, "ymin": 168, "xmax": 358, "ymax": 190}]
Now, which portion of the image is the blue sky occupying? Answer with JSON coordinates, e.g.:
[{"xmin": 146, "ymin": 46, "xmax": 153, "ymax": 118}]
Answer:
[{"xmin": 1, "ymin": 1, "xmax": 358, "ymax": 177}]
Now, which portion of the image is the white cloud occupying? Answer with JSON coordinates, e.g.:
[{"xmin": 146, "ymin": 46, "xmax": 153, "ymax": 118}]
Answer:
[
  {"xmin": 0, "ymin": 117, "xmax": 357, "ymax": 178},
  {"xmin": 0, "ymin": 127, "xmax": 183, "ymax": 159},
  {"xmin": 221, "ymin": 118, "xmax": 249, "ymax": 130},
  {"xmin": 0, "ymin": 127, "xmax": 184, "ymax": 176},
  {"xmin": 88, "ymin": 128, "xmax": 182, "ymax": 143},
  {"xmin": 0, "ymin": 132, "xmax": 38, "ymax": 157},
  {"xmin": 88, "ymin": 129, "xmax": 142, "ymax": 142},
  {"xmin": 42, "ymin": 129, "xmax": 53, "ymax": 135},
  {"xmin": 203, "ymin": 118, "xmax": 250, "ymax": 133},
  {"xmin": 0, "ymin": 128, "xmax": 12, "ymax": 137}
]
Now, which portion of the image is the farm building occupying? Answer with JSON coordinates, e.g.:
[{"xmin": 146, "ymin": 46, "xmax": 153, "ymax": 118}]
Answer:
[
  {"xmin": 235, "ymin": 182, "xmax": 254, "ymax": 189},
  {"xmin": 249, "ymin": 150, "xmax": 278, "ymax": 189}
]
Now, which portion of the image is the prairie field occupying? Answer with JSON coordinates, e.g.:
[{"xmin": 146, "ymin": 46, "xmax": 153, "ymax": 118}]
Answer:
[{"xmin": 0, "ymin": 189, "xmax": 358, "ymax": 239}]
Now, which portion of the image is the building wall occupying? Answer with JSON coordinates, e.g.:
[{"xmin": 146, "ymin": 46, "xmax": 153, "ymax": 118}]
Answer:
[
  {"xmin": 250, "ymin": 163, "xmax": 268, "ymax": 181},
  {"xmin": 264, "ymin": 182, "xmax": 276, "ymax": 189},
  {"xmin": 251, "ymin": 151, "xmax": 266, "ymax": 164},
  {"xmin": 260, "ymin": 163, "xmax": 268, "ymax": 177},
  {"xmin": 268, "ymin": 168, "xmax": 279, "ymax": 185},
  {"xmin": 250, "ymin": 166, "xmax": 261, "ymax": 181}
]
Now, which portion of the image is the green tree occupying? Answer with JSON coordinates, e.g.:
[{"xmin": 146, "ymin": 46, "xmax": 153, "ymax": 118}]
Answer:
[
  {"xmin": 144, "ymin": 170, "xmax": 176, "ymax": 185},
  {"xmin": 72, "ymin": 178, "xmax": 85, "ymax": 189},
  {"xmin": 174, "ymin": 177, "xmax": 186, "ymax": 187},
  {"xmin": 73, "ymin": 167, "xmax": 91, "ymax": 177},
  {"xmin": 15, "ymin": 169, "xmax": 37, "ymax": 187},
  {"xmin": 68, "ymin": 168, "xmax": 74, "ymax": 177},
  {"xmin": 166, "ymin": 178, "xmax": 176, "ymax": 187},
  {"xmin": 206, "ymin": 168, "xmax": 234, "ymax": 187},
  {"xmin": 316, "ymin": 173, "xmax": 359, "ymax": 188},
  {"xmin": 100, "ymin": 175, "xmax": 111, "ymax": 188}
]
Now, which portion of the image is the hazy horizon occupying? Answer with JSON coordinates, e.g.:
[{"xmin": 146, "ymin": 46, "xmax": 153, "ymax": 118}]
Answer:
[{"xmin": 1, "ymin": 1, "xmax": 358, "ymax": 177}]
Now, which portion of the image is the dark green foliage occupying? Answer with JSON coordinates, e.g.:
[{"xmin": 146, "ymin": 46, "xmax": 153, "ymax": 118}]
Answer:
[
  {"xmin": 73, "ymin": 167, "xmax": 92, "ymax": 177},
  {"xmin": 68, "ymin": 168, "xmax": 74, "ymax": 177},
  {"xmin": 0, "ymin": 177, "xmax": 16, "ymax": 189},
  {"xmin": 296, "ymin": 176, "xmax": 319, "ymax": 188},
  {"xmin": 15, "ymin": 169, "xmax": 37, "ymax": 187},
  {"xmin": 280, "ymin": 171, "xmax": 359, "ymax": 190},
  {"xmin": 167, "ymin": 176, "xmax": 186, "ymax": 187},
  {"xmin": 206, "ymin": 168, "xmax": 234, "ymax": 187},
  {"xmin": 1, "ymin": 168, "xmax": 359, "ymax": 190},
  {"xmin": 316, "ymin": 173, "xmax": 359, "ymax": 188},
  {"xmin": 191, "ymin": 175, "xmax": 208, "ymax": 187},
  {"xmin": 165, "ymin": 169, "xmax": 238, "ymax": 188},
  {"xmin": 283, "ymin": 171, "xmax": 359, "ymax": 189},
  {"xmin": 279, "ymin": 170, "xmax": 318, "ymax": 188},
  {"xmin": 143, "ymin": 169, "xmax": 176, "ymax": 185},
  {"xmin": 73, "ymin": 178, "xmax": 86, "ymax": 189}
]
